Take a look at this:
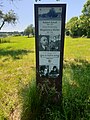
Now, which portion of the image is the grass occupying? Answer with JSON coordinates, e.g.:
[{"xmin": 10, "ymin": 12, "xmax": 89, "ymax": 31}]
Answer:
[
  {"xmin": 0, "ymin": 36, "xmax": 35, "ymax": 119},
  {"xmin": 64, "ymin": 36, "xmax": 90, "ymax": 61},
  {"xmin": 62, "ymin": 59, "xmax": 90, "ymax": 120},
  {"xmin": 0, "ymin": 36, "xmax": 90, "ymax": 119}
]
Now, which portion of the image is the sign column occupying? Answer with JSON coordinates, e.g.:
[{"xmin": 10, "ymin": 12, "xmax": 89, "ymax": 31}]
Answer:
[{"xmin": 35, "ymin": 4, "xmax": 66, "ymax": 101}]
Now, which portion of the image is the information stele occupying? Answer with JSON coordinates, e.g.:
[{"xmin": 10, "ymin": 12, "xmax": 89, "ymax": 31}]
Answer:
[{"xmin": 34, "ymin": 4, "xmax": 66, "ymax": 99}]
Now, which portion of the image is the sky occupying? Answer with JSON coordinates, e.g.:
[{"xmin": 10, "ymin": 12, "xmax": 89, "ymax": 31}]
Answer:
[{"xmin": 0, "ymin": 0, "xmax": 86, "ymax": 32}]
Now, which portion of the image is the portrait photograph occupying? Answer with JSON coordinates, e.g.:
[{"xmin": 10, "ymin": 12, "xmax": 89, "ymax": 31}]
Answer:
[
  {"xmin": 49, "ymin": 65, "xmax": 59, "ymax": 78},
  {"xmin": 39, "ymin": 65, "xmax": 49, "ymax": 77},
  {"xmin": 39, "ymin": 35, "xmax": 49, "ymax": 51}
]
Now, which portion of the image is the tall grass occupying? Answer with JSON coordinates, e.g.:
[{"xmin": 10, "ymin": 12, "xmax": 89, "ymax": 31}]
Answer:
[
  {"xmin": 0, "ymin": 36, "xmax": 90, "ymax": 119},
  {"xmin": 21, "ymin": 80, "xmax": 41, "ymax": 120},
  {"xmin": 62, "ymin": 59, "xmax": 90, "ymax": 120},
  {"xmin": 20, "ymin": 37, "xmax": 90, "ymax": 120},
  {"xmin": 21, "ymin": 59, "xmax": 90, "ymax": 120}
]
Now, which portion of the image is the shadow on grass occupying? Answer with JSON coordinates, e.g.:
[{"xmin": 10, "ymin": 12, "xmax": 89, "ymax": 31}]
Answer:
[
  {"xmin": 63, "ymin": 59, "xmax": 90, "ymax": 120},
  {"xmin": 0, "ymin": 38, "xmax": 11, "ymax": 44},
  {"xmin": 20, "ymin": 59, "xmax": 90, "ymax": 120},
  {"xmin": 0, "ymin": 48, "xmax": 34, "ymax": 60}
]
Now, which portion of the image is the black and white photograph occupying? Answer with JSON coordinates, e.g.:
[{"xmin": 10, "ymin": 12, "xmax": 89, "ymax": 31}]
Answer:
[
  {"xmin": 49, "ymin": 35, "xmax": 61, "ymax": 51},
  {"xmin": 39, "ymin": 65, "xmax": 59, "ymax": 78},
  {"xmin": 39, "ymin": 35, "xmax": 49, "ymax": 51},
  {"xmin": 38, "ymin": 7, "xmax": 62, "ymax": 20},
  {"xmin": 39, "ymin": 65, "xmax": 49, "ymax": 77},
  {"xmin": 49, "ymin": 65, "xmax": 59, "ymax": 78}
]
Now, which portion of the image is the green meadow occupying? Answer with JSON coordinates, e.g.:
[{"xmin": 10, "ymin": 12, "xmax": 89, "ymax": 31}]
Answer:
[{"xmin": 0, "ymin": 36, "xmax": 90, "ymax": 120}]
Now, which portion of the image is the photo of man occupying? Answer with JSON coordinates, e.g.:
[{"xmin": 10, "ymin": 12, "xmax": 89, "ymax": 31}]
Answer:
[{"xmin": 39, "ymin": 36, "xmax": 49, "ymax": 51}]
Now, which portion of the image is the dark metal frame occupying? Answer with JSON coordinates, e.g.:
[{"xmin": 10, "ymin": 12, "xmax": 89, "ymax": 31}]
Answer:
[{"xmin": 34, "ymin": 4, "xmax": 66, "ymax": 97}]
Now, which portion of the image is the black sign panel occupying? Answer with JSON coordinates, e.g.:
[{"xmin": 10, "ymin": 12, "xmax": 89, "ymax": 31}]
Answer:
[{"xmin": 35, "ymin": 4, "xmax": 66, "ymax": 96}]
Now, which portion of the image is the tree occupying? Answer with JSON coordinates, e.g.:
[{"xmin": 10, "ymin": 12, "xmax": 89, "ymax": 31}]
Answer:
[
  {"xmin": 81, "ymin": 0, "xmax": 90, "ymax": 38},
  {"xmin": 24, "ymin": 24, "xmax": 34, "ymax": 38},
  {"xmin": 0, "ymin": 10, "xmax": 17, "ymax": 30},
  {"xmin": 0, "ymin": 0, "xmax": 18, "ymax": 30},
  {"xmin": 66, "ymin": 17, "xmax": 79, "ymax": 37},
  {"xmin": 66, "ymin": 0, "xmax": 90, "ymax": 38},
  {"xmin": 82, "ymin": 0, "xmax": 90, "ymax": 16}
]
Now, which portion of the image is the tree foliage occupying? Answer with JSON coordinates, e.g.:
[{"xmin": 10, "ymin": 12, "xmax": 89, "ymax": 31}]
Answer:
[
  {"xmin": 66, "ymin": 0, "xmax": 90, "ymax": 38},
  {"xmin": 82, "ymin": 0, "xmax": 90, "ymax": 16},
  {"xmin": 24, "ymin": 24, "xmax": 34, "ymax": 37},
  {"xmin": 66, "ymin": 17, "xmax": 79, "ymax": 37},
  {"xmin": 0, "ymin": 10, "xmax": 17, "ymax": 30},
  {"xmin": 81, "ymin": 0, "xmax": 90, "ymax": 38},
  {"xmin": 0, "ymin": 0, "xmax": 18, "ymax": 30}
]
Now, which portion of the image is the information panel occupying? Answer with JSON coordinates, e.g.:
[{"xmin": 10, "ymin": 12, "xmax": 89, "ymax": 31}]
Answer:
[{"xmin": 35, "ymin": 4, "xmax": 66, "ymax": 93}]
